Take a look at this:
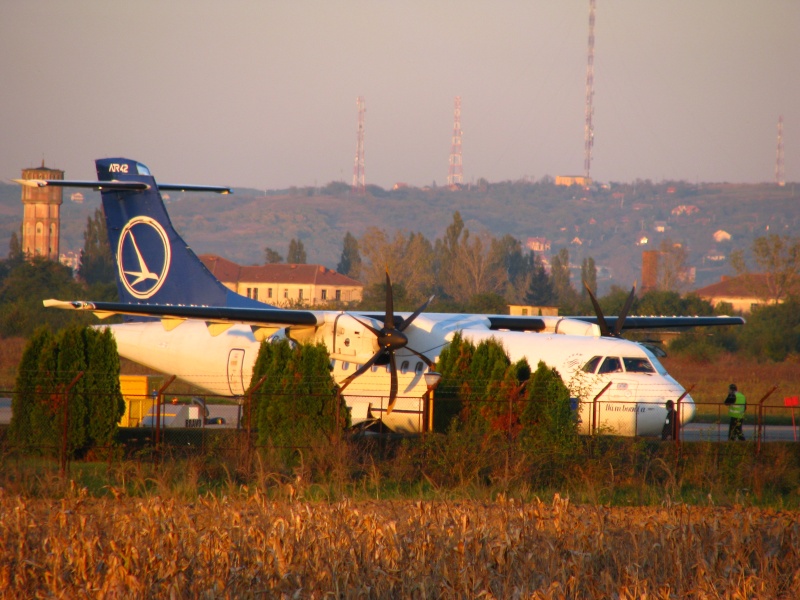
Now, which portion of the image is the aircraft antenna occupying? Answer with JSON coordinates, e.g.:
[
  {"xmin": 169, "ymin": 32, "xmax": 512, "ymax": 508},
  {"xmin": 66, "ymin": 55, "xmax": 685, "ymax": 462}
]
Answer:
[
  {"xmin": 775, "ymin": 115, "xmax": 785, "ymax": 187},
  {"xmin": 583, "ymin": 0, "xmax": 596, "ymax": 183},
  {"xmin": 352, "ymin": 96, "xmax": 366, "ymax": 194},
  {"xmin": 447, "ymin": 96, "xmax": 463, "ymax": 187}
]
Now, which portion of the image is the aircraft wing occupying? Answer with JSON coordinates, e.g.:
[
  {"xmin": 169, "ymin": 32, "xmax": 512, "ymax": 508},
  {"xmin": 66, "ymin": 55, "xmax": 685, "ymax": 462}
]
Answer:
[
  {"xmin": 43, "ymin": 299, "xmax": 321, "ymax": 327},
  {"xmin": 571, "ymin": 315, "xmax": 745, "ymax": 330},
  {"xmin": 44, "ymin": 299, "xmax": 744, "ymax": 332}
]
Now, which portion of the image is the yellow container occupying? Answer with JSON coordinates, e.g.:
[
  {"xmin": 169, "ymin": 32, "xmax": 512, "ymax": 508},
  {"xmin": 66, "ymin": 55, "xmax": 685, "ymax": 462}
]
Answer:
[{"xmin": 119, "ymin": 375, "xmax": 162, "ymax": 427}]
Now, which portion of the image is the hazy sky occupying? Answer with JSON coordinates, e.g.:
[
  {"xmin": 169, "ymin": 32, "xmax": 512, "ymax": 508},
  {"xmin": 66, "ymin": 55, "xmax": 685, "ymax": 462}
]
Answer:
[{"xmin": 2, "ymin": 1, "xmax": 798, "ymax": 189}]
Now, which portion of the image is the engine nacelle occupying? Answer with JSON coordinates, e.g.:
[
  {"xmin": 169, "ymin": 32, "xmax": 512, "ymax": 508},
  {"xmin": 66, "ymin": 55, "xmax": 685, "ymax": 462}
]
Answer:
[
  {"xmin": 319, "ymin": 313, "xmax": 381, "ymax": 364},
  {"xmin": 537, "ymin": 317, "xmax": 601, "ymax": 337}
]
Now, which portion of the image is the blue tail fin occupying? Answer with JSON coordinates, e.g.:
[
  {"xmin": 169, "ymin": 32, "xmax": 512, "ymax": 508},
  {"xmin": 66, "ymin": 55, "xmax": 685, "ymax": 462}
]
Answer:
[{"xmin": 96, "ymin": 158, "xmax": 268, "ymax": 308}]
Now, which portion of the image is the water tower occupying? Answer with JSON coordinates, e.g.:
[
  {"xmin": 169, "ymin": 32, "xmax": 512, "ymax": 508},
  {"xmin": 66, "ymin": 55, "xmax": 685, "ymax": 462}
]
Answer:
[{"xmin": 20, "ymin": 161, "xmax": 63, "ymax": 260}]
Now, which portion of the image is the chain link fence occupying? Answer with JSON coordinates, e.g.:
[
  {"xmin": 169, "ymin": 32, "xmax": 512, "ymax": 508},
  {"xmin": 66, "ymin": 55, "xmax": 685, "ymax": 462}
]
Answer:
[{"xmin": 0, "ymin": 376, "xmax": 797, "ymax": 483}]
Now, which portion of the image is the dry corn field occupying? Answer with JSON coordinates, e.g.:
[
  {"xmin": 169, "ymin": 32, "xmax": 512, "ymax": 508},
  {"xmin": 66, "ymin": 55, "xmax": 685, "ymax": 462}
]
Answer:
[{"xmin": 1, "ymin": 492, "xmax": 799, "ymax": 599}]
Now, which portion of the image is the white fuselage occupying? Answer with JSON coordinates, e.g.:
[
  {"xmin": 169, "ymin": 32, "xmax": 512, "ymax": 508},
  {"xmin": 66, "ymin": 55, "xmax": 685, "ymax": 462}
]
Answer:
[{"xmin": 107, "ymin": 311, "xmax": 695, "ymax": 437}]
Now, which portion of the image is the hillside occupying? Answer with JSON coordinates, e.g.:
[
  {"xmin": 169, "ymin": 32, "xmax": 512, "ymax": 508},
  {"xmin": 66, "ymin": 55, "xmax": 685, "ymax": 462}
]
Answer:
[{"xmin": 1, "ymin": 179, "xmax": 797, "ymax": 293}]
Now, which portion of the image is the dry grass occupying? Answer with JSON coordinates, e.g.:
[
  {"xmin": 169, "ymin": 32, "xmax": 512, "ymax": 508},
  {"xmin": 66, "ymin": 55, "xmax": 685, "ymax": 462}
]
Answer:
[{"xmin": 0, "ymin": 490, "xmax": 798, "ymax": 598}]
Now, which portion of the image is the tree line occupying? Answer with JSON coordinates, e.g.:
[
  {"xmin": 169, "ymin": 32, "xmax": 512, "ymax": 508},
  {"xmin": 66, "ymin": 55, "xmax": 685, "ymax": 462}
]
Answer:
[
  {"xmin": 269, "ymin": 211, "xmax": 598, "ymax": 315},
  {"xmin": 3, "ymin": 207, "xmax": 800, "ymax": 362}
]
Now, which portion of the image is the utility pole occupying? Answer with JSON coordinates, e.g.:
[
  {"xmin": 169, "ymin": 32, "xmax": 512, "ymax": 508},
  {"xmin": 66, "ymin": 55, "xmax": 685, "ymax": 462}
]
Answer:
[
  {"xmin": 352, "ymin": 96, "xmax": 366, "ymax": 194},
  {"xmin": 584, "ymin": 0, "xmax": 596, "ymax": 183},
  {"xmin": 776, "ymin": 115, "xmax": 785, "ymax": 187},
  {"xmin": 447, "ymin": 96, "xmax": 463, "ymax": 187}
]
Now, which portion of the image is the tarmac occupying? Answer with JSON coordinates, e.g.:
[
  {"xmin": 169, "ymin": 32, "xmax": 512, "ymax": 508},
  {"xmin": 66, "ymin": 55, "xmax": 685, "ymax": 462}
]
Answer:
[{"xmin": 678, "ymin": 422, "xmax": 798, "ymax": 443}]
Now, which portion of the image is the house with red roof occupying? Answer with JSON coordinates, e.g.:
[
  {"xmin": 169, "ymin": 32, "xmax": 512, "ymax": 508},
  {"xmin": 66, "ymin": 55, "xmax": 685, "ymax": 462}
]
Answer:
[
  {"xmin": 200, "ymin": 255, "xmax": 363, "ymax": 307},
  {"xmin": 694, "ymin": 273, "xmax": 796, "ymax": 313}
]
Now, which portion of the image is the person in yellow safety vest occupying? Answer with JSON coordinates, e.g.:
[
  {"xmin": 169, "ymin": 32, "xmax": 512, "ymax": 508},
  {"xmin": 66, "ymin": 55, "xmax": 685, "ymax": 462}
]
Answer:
[{"xmin": 724, "ymin": 383, "xmax": 746, "ymax": 441}]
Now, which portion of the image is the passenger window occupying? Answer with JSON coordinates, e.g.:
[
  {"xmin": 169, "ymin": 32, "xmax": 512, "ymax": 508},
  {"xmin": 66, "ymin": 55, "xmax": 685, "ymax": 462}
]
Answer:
[
  {"xmin": 582, "ymin": 356, "xmax": 602, "ymax": 373},
  {"xmin": 415, "ymin": 362, "xmax": 424, "ymax": 374},
  {"xmin": 598, "ymin": 357, "xmax": 622, "ymax": 374},
  {"xmin": 400, "ymin": 361, "xmax": 410, "ymax": 374},
  {"xmin": 371, "ymin": 364, "xmax": 379, "ymax": 373},
  {"xmin": 342, "ymin": 361, "xmax": 350, "ymax": 371}
]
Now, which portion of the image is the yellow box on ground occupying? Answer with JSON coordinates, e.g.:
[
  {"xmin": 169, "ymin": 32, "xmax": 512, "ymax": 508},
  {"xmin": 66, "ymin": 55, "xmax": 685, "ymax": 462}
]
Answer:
[{"xmin": 119, "ymin": 375, "xmax": 163, "ymax": 427}]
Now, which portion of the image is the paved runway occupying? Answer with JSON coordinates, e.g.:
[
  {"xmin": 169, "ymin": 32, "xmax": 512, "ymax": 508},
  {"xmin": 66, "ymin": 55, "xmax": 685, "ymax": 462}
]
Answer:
[{"xmin": 679, "ymin": 422, "xmax": 798, "ymax": 442}]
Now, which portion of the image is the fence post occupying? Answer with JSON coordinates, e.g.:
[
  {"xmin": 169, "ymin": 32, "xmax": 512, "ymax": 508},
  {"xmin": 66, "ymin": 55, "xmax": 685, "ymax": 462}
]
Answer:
[
  {"xmin": 756, "ymin": 385, "xmax": 779, "ymax": 455},
  {"xmin": 154, "ymin": 376, "xmax": 177, "ymax": 459},
  {"xmin": 60, "ymin": 371, "xmax": 85, "ymax": 478},
  {"xmin": 673, "ymin": 385, "xmax": 695, "ymax": 469},
  {"xmin": 674, "ymin": 384, "xmax": 695, "ymax": 452},
  {"xmin": 592, "ymin": 382, "xmax": 613, "ymax": 435}
]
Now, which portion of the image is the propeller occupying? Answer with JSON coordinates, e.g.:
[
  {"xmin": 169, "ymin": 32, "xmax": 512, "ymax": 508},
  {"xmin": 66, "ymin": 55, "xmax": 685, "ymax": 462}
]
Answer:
[
  {"xmin": 584, "ymin": 283, "xmax": 669, "ymax": 356},
  {"xmin": 583, "ymin": 282, "xmax": 636, "ymax": 338},
  {"xmin": 339, "ymin": 271, "xmax": 434, "ymax": 415}
]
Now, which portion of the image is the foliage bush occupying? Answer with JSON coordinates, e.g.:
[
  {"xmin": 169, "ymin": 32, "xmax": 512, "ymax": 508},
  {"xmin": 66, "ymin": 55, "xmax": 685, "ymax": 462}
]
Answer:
[
  {"xmin": 9, "ymin": 325, "xmax": 124, "ymax": 458},
  {"xmin": 250, "ymin": 339, "xmax": 348, "ymax": 469}
]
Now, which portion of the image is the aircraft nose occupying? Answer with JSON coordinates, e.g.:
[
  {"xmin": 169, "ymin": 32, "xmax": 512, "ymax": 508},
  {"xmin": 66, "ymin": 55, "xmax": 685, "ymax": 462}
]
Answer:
[{"xmin": 679, "ymin": 393, "xmax": 696, "ymax": 424}]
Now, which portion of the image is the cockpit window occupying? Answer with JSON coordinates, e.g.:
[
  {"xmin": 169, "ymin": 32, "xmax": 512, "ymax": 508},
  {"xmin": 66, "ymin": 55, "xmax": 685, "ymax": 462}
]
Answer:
[
  {"xmin": 136, "ymin": 163, "xmax": 151, "ymax": 176},
  {"xmin": 647, "ymin": 354, "xmax": 668, "ymax": 375},
  {"xmin": 598, "ymin": 357, "xmax": 622, "ymax": 374},
  {"xmin": 582, "ymin": 356, "xmax": 602, "ymax": 373},
  {"xmin": 623, "ymin": 357, "xmax": 655, "ymax": 373}
]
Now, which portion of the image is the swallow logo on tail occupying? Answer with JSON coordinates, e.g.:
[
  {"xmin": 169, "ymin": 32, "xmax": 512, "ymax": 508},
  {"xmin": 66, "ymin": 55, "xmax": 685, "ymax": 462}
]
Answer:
[{"xmin": 117, "ymin": 216, "xmax": 171, "ymax": 299}]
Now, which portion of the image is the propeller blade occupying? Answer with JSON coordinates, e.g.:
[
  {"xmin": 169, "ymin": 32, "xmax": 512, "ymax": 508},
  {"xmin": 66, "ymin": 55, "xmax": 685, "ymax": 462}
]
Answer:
[
  {"xmin": 584, "ymin": 281, "xmax": 611, "ymax": 337},
  {"xmin": 398, "ymin": 295, "xmax": 435, "ymax": 332},
  {"xmin": 350, "ymin": 314, "xmax": 382, "ymax": 338},
  {"xmin": 614, "ymin": 285, "xmax": 637, "ymax": 336},
  {"xmin": 339, "ymin": 350, "xmax": 384, "ymax": 392},
  {"xmin": 386, "ymin": 351, "xmax": 399, "ymax": 415},
  {"xmin": 384, "ymin": 270, "xmax": 394, "ymax": 329},
  {"xmin": 406, "ymin": 346, "xmax": 434, "ymax": 367}
]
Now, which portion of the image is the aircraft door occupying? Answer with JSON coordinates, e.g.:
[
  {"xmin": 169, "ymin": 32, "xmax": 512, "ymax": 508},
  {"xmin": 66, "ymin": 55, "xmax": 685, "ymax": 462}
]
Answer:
[{"xmin": 227, "ymin": 348, "xmax": 246, "ymax": 395}]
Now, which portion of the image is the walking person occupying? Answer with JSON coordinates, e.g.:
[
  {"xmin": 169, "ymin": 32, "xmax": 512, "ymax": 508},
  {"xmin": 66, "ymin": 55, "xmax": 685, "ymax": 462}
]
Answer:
[
  {"xmin": 661, "ymin": 400, "xmax": 678, "ymax": 440},
  {"xmin": 724, "ymin": 383, "xmax": 746, "ymax": 441}
]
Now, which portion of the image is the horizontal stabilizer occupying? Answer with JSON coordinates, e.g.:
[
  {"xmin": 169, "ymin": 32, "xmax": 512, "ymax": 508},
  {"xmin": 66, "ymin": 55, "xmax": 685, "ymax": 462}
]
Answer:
[
  {"xmin": 12, "ymin": 178, "xmax": 231, "ymax": 194},
  {"xmin": 13, "ymin": 178, "xmax": 150, "ymax": 191}
]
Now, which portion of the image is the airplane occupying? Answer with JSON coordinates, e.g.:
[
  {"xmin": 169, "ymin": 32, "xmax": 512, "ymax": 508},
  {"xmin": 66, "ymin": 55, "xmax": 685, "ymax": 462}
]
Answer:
[{"xmin": 18, "ymin": 158, "xmax": 745, "ymax": 437}]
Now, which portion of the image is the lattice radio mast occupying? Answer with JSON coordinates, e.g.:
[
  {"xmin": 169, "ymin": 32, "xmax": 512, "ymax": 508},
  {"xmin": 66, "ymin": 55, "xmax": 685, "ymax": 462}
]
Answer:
[
  {"xmin": 352, "ymin": 96, "xmax": 366, "ymax": 194},
  {"xmin": 775, "ymin": 115, "xmax": 785, "ymax": 187},
  {"xmin": 448, "ymin": 96, "xmax": 464, "ymax": 187},
  {"xmin": 583, "ymin": 0, "xmax": 596, "ymax": 182}
]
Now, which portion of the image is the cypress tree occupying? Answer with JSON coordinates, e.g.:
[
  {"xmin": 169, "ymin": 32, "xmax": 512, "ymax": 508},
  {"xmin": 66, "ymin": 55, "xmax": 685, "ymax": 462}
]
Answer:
[
  {"xmin": 11, "ymin": 325, "xmax": 125, "ymax": 457},
  {"xmin": 466, "ymin": 338, "xmax": 510, "ymax": 429},
  {"xmin": 434, "ymin": 332, "xmax": 475, "ymax": 429},
  {"xmin": 523, "ymin": 254, "xmax": 555, "ymax": 306},
  {"xmin": 482, "ymin": 358, "xmax": 530, "ymax": 438},
  {"xmin": 287, "ymin": 239, "xmax": 307, "ymax": 264},
  {"xmin": 55, "ymin": 325, "xmax": 89, "ymax": 457},
  {"xmin": 520, "ymin": 361, "xmax": 577, "ymax": 450},
  {"xmin": 9, "ymin": 328, "xmax": 52, "ymax": 448},
  {"xmin": 85, "ymin": 327, "xmax": 125, "ymax": 451},
  {"xmin": 77, "ymin": 208, "xmax": 115, "ymax": 285},
  {"xmin": 252, "ymin": 339, "xmax": 343, "ymax": 456},
  {"xmin": 336, "ymin": 232, "xmax": 362, "ymax": 279},
  {"xmin": 32, "ymin": 334, "xmax": 61, "ymax": 454}
]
